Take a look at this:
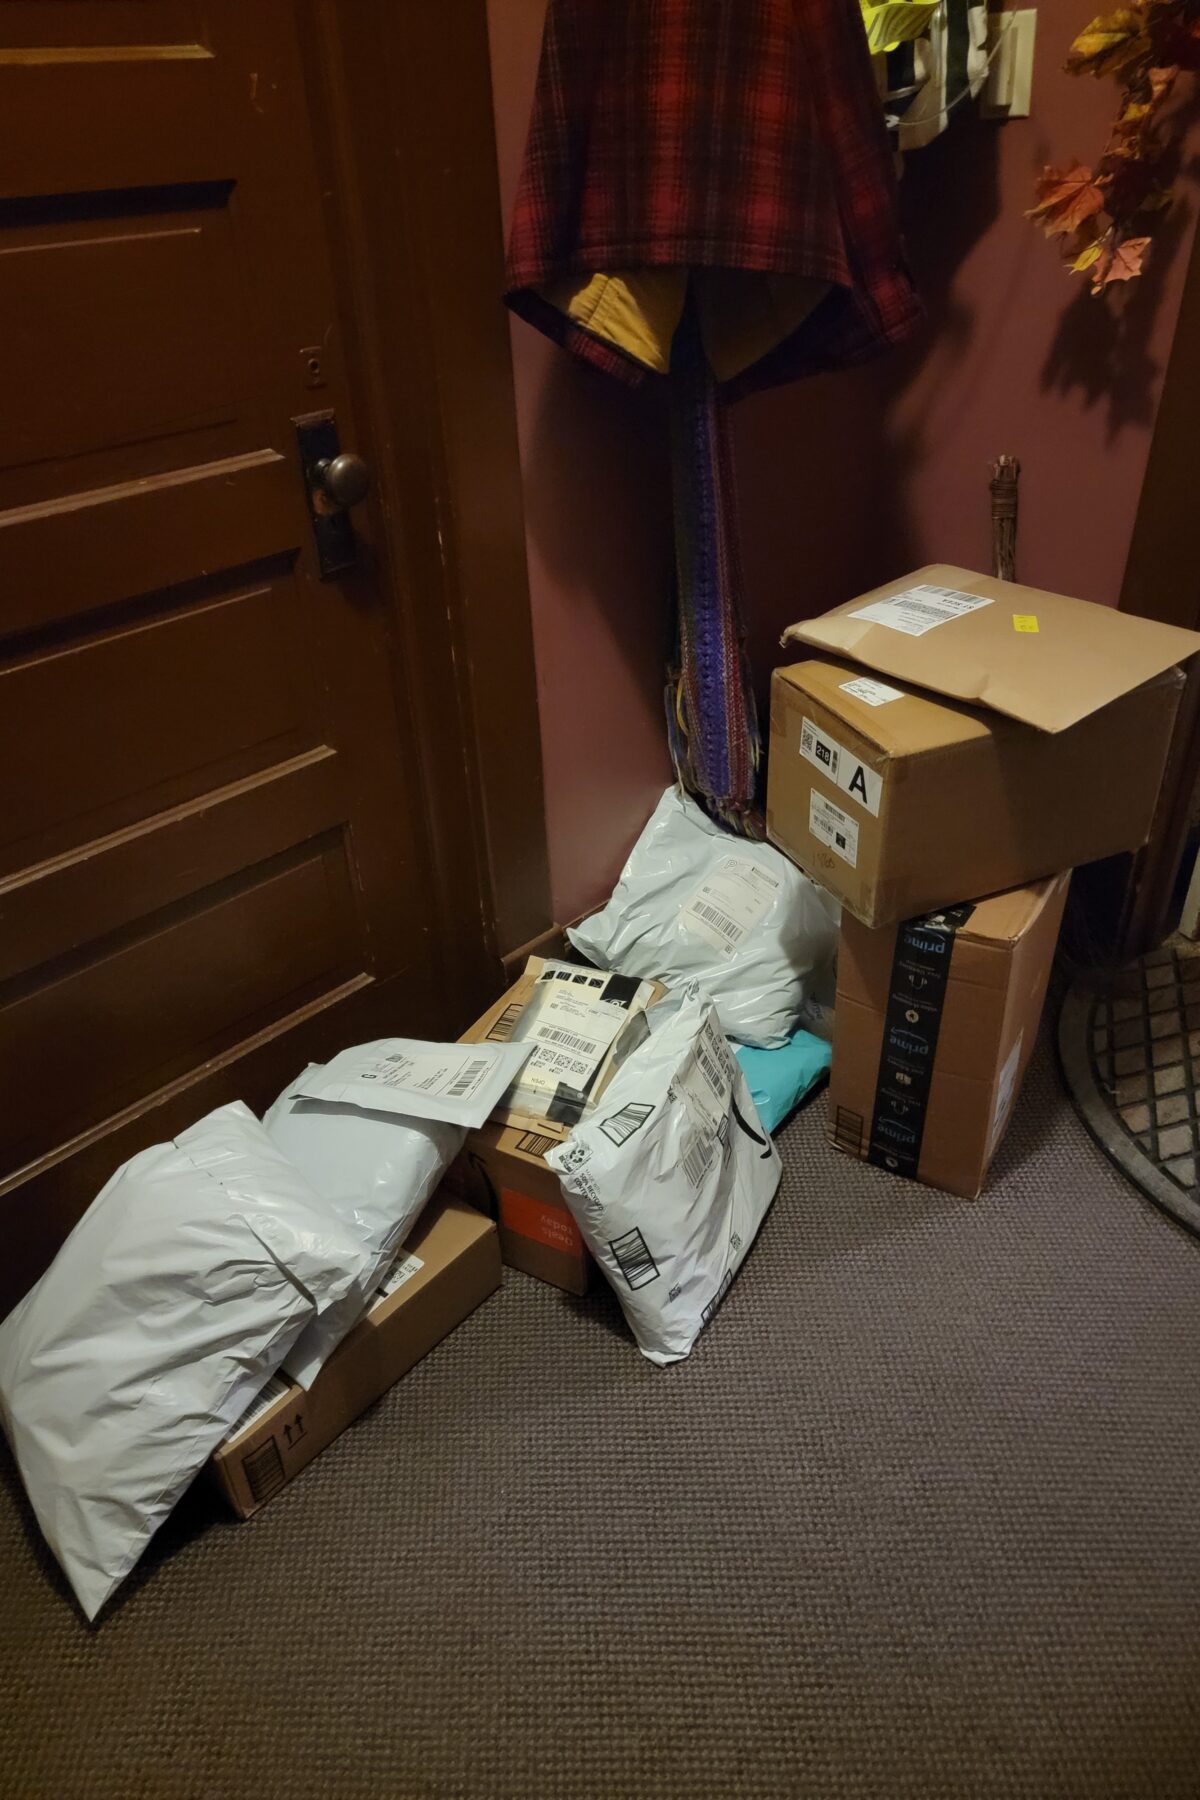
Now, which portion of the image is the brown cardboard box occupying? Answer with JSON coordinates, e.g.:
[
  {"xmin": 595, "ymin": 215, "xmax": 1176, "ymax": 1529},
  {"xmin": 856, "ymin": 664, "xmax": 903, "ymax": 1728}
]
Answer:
[
  {"xmin": 767, "ymin": 655, "xmax": 1183, "ymax": 928},
  {"xmin": 210, "ymin": 1197, "xmax": 500, "ymax": 1518},
  {"xmin": 768, "ymin": 565, "xmax": 1199, "ymax": 927},
  {"xmin": 456, "ymin": 957, "xmax": 665, "ymax": 1293},
  {"xmin": 828, "ymin": 874, "xmax": 1069, "ymax": 1199},
  {"xmin": 783, "ymin": 564, "xmax": 1200, "ymax": 732}
]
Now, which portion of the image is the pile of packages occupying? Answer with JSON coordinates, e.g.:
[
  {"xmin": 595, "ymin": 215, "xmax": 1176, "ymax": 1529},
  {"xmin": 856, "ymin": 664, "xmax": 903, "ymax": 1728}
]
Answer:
[{"xmin": 3, "ymin": 563, "xmax": 1196, "ymax": 1620}]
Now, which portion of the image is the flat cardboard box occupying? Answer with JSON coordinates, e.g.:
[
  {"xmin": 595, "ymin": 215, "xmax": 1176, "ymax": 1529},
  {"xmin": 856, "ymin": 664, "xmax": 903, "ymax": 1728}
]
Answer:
[
  {"xmin": 456, "ymin": 957, "xmax": 665, "ymax": 1293},
  {"xmin": 210, "ymin": 1197, "xmax": 500, "ymax": 1519},
  {"xmin": 828, "ymin": 874, "xmax": 1069, "ymax": 1199},
  {"xmin": 767, "ymin": 653, "xmax": 1183, "ymax": 927},
  {"xmin": 783, "ymin": 564, "xmax": 1200, "ymax": 732}
]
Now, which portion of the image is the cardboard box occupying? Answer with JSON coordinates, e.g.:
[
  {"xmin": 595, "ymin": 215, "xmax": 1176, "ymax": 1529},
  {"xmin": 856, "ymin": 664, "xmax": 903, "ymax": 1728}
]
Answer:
[
  {"xmin": 210, "ymin": 1197, "xmax": 500, "ymax": 1518},
  {"xmin": 768, "ymin": 565, "xmax": 1199, "ymax": 927},
  {"xmin": 456, "ymin": 957, "xmax": 665, "ymax": 1293},
  {"xmin": 454, "ymin": 1120, "xmax": 591, "ymax": 1296},
  {"xmin": 828, "ymin": 874, "xmax": 1069, "ymax": 1198}
]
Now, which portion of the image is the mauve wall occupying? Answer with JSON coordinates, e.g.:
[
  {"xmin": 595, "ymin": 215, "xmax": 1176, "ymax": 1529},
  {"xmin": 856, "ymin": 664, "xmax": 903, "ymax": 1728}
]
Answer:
[
  {"xmin": 487, "ymin": 0, "xmax": 674, "ymax": 927},
  {"xmin": 487, "ymin": 0, "xmax": 1198, "ymax": 920}
]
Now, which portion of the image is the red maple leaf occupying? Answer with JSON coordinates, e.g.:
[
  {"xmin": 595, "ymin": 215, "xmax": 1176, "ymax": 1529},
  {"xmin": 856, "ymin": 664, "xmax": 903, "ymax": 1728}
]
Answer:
[
  {"xmin": 1027, "ymin": 163, "xmax": 1107, "ymax": 236},
  {"xmin": 1091, "ymin": 233, "xmax": 1151, "ymax": 289}
]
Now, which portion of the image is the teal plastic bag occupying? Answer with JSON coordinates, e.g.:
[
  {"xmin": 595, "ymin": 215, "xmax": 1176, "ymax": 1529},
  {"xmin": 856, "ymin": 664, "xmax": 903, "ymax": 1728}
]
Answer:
[{"xmin": 734, "ymin": 1030, "xmax": 831, "ymax": 1135}]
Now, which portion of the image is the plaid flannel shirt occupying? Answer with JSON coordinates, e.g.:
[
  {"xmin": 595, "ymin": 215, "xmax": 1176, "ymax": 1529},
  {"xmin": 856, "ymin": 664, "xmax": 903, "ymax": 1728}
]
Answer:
[{"xmin": 504, "ymin": 0, "xmax": 922, "ymax": 397}]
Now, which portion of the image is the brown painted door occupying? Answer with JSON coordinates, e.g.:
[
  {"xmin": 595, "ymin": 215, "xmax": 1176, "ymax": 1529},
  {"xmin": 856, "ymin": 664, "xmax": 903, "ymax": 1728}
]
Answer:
[{"xmin": 0, "ymin": 2, "xmax": 456, "ymax": 1308}]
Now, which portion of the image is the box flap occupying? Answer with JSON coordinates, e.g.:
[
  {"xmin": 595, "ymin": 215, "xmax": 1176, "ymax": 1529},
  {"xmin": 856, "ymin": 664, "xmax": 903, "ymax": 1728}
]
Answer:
[
  {"xmin": 777, "ymin": 657, "xmax": 995, "ymax": 755},
  {"xmin": 782, "ymin": 564, "xmax": 1200, "ymax": 733},
  {"xmin": 939, "ymin": 873, "xmax": 1069, "ymax": 947}
]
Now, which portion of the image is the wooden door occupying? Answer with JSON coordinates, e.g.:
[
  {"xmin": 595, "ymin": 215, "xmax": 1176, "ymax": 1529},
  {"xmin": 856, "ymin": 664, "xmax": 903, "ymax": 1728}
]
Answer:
[{"xmin": 0, "ymin": 2, "xmax": 466, "ymax": 1308}]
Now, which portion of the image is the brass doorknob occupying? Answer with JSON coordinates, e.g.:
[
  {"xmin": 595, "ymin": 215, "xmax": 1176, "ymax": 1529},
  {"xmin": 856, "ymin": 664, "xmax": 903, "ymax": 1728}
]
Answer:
[{"xmin": 313, "ymin": 452, "xmax": 371, "ymax": 508}]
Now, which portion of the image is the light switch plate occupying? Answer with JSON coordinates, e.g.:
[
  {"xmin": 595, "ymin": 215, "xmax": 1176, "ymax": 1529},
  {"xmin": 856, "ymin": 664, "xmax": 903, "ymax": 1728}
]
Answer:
[{"xmin": 982, "ymin": 8, "xmax": 1036, "ymax": 118}]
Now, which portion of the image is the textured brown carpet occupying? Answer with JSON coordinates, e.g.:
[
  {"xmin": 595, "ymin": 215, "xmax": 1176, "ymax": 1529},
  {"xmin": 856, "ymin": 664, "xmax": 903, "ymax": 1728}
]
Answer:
[{"xmin": 3, "ymin": 1041, "xmax": 1200, "ymax": 1800}]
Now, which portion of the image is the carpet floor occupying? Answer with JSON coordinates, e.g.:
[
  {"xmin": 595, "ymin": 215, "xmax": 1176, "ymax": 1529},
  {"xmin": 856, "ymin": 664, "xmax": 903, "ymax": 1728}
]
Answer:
[{"xmin": 3, "ymin": 1040, "xmax": 1199, "ymax": 1800}]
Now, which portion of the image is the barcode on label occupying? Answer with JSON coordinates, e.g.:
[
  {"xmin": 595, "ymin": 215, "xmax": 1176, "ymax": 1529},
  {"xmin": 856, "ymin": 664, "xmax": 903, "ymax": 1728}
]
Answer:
[
  {"xmin": 516, "ymin": 1129, "xmax": 557, "ymax": 1157},
  {"xmin": 537, "ymin": 1024, "xmax": 603, "ymax": 1056},
  {"xmin": 601, "ymin": 1101, "xmax": 654, "ymax": 1146},
  {"xmin": 376, "ymin": 1250, "xmax": 424, "ymax": 1300},
  {"xmin": 701, "ymin": 1268, "xmax": 734, "ymax": 1326},
  {"xmin": 448, "ymin": 1059, "xmax": 487, "ymax": 1097},
  {"xmin": 695, "ymin": 1034, "xmax": 728, "ymax": 1099},
  {"xmin": 486, "ymin": 1002, "xmax": 524, "ymax": 1043},
  {"xmin": 682, "ymin": 1132, "xmax": 716, "ymax": 1189},
  {"xmin": 222, "ymin": 1371, "xmax": 291, "ymax": 1446},
  {"xmin": 609, "ymin": 1226, "xmax": 660, "ymax": 1290},
  {"xmin": 690, "ymin": 899, "xmax": 741, "ymax": 944}
]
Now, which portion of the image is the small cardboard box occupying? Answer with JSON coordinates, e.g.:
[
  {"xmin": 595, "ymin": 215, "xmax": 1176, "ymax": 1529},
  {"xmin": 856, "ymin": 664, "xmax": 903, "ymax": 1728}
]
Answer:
[
  {"xmin": 828, "ymin": 874, "xmax": 1069, "ymax": 1199},
  {"xmin": 768, "ymin": 565, "xmax": 1199, "ymax": 927},
  {"xmin": 456, "ymin": 957, "xmax": 665, "ymax": 1294},
  {"xmin": 210, "ymin": 1197, "xmax": 500, "ymax": 1518},
  {"xmin": 455, "ymin": 1120, "xmax": 591, "ymax": 1295}
]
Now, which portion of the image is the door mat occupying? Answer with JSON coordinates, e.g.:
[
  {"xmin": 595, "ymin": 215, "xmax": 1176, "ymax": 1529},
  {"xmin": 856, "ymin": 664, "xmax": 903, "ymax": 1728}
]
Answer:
[{"xmin": 1058, "ymin": 942, "xmax": 1200, "ymax": 1238}]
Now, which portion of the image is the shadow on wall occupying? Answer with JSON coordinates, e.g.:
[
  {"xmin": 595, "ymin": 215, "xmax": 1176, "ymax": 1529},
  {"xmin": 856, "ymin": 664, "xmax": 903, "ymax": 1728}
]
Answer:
[
  {"xmin": 734, "ymin": 86, "xmax": 1195, "ymax": 682},
  {"xmin": 1041, "ymin": 188, "xmax": 1193, "ymax": 442},
  {"xmin": 521, "ymin": 347, "xmax": 674, "ymax": 714},
  {"xmin": 734, "ymin": 109, "xmax": 1003, "ymax": 695},
  {"xmin": 515, "ymin": 331, "xmax": 676, "ymax": 917}
]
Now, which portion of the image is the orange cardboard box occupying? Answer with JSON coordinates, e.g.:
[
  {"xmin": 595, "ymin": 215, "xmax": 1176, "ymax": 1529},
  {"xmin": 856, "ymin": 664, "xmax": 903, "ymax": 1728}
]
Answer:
[{"xmin": 456, "ymin": 956, "xmax": 664, "ymax": 1294}]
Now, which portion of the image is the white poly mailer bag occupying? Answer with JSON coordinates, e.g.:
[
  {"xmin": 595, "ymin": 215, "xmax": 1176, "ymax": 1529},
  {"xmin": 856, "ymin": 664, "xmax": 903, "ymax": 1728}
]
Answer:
[
  {"xmin": 547, "ymin": 988, "xmax": 781, "ymax": 1365},
  {"xmin": 0, "ymin": 1103, "xmax": 374, "ymax": 1620},
  {"xmin": 568, "ymin": 786, "xmax": 839, "ymax": 1048},
  {"xmin": 264, "ymin": 1069, "xmax": 464, "ymax": 1387},
  {"xmin": 293, "ymin": 1037, "xmax": 532, "ymax": 1129}
]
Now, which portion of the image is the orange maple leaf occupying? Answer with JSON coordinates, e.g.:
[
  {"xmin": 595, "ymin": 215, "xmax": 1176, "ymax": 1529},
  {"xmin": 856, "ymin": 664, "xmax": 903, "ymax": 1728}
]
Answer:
[
  {"xmin": 1091, "ymin": 233, "xmax": 1151, "ymax": 290},
  {"xmin": 1027, "ymin": 163, "xmax": 1107, "ymax": 236},
  {"xmin": 1065, "ymin": 8, "xmax": 1150, "ymax": 76}
]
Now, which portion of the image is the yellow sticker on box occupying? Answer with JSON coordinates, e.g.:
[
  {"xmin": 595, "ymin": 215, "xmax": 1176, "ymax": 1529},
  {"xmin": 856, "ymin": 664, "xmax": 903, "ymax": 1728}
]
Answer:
[{"xmin": 1013, "ymin": 614, "xmax": 1039, "ymax": 633}]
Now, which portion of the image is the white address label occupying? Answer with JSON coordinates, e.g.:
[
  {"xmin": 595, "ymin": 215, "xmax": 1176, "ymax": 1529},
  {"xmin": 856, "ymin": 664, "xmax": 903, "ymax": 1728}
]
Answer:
[
  {"xmin": 850, "ymin": 583, "xmax": 994, "ymax": 638},
  {"xmin": 680, "ymin": 855, "xmax": 781, "ymax": 959},
  {"xmin": 840, "ymin": 676, "xmax": 904, "ymax": 708},
  {"xmin": 808, "ymin": 790, "xmax": 859, "ymax": 867},
  {"xmin": 375, "ymin": 1250, "xmax": 425, "ymax": 1302},
  {"xmin": 799, "ymin": 717, "xmax": 882, "ymax": 816}
]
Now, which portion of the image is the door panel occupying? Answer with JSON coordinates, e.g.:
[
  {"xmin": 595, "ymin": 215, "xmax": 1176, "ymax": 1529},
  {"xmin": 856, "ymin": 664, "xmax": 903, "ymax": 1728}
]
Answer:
[{"xmin": 0, "ymin": 0, "xmax": 447, "ymax": 1307}]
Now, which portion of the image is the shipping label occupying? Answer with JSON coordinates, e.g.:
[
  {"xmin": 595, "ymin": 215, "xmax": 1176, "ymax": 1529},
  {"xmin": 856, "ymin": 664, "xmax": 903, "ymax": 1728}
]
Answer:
[
  {"xmin": 374, "ymin": 1251, "xmax": 425, "ymax": 1302},
  {"xmin": 840, "ymin": 676, "xmax": 905, "ymax": 708},
  {"xmin": 800, "ymin": 716, "xmax": 883, "ymax": 815},
  {"xmin": 680, "ymin": 855, "xmax": 782, "ymax": 959},
  {"xmin": 850, "ymin": 583, "xmax": 994, "ymax": 637},
  {"xmin": 808, "ymin": 790, "xmax": 859, "ymax": 867}
]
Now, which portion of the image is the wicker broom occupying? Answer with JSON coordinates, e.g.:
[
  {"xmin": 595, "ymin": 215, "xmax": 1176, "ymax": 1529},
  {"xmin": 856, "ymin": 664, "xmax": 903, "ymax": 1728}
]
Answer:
[{"xmin": 989, "ymin": 454, "xmax": 1020, "ymax": 581}]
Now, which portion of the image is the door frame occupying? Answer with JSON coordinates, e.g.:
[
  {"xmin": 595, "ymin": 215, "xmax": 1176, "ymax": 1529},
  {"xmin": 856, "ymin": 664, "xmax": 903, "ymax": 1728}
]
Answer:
[
  {"xmin": 1113, "ymin": 218, "xmax": 1200, "ymax": 954},
  {"xmin": 298, "ymin": 0, "xmax": 552, "ymax": 1016}
]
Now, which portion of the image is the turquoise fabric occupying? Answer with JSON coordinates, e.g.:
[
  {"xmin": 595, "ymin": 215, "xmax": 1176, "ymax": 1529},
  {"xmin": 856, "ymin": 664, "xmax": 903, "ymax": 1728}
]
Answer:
[{"xmin": 734, "ymin": 1030, "xmax": 832, "ymax": 1135}]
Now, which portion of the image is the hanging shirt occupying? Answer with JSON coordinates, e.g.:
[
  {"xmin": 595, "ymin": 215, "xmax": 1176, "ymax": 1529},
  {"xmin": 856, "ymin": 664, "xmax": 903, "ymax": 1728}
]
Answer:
[{"xmin": 504, "ymin": 0, "xmax": 923, "ymax": 399}]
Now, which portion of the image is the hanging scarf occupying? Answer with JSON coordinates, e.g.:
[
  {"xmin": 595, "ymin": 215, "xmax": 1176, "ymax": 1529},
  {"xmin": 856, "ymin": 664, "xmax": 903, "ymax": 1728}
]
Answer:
[{"xmin": 666, "ymin": 293, "xmax": 760, "ymax": 828}]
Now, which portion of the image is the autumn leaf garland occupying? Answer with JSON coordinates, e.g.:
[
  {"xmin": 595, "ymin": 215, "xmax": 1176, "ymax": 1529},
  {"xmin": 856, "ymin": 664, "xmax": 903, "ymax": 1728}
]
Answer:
[{"xmin": 1029, "ymin": 0, "xmax": 1199, "ymax": 291}]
